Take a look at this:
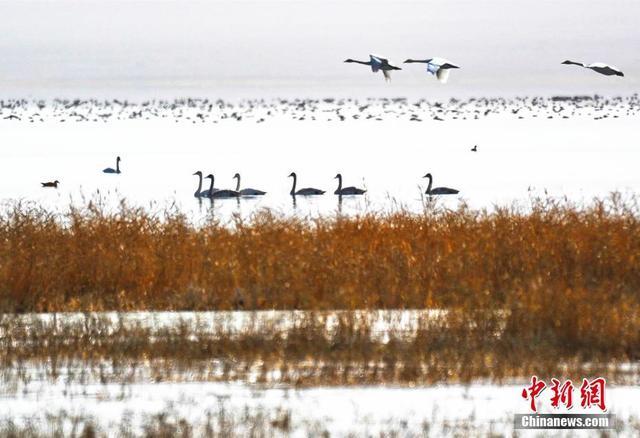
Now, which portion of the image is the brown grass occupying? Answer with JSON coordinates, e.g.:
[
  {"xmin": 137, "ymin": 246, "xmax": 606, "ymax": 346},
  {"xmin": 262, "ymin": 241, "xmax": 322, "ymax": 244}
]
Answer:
[
  {"xmin": 0, "ymin": 195, "xmax": 639, "ymax": 384},
  {"xmin": 1, "ymin": 195, "xmax": 639, "ymax": 314}
]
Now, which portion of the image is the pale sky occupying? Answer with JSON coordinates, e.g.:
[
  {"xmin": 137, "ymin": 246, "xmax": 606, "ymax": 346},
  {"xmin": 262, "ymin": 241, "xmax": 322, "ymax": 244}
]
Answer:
[{"xmin": 0, "ymin": 0, "xmax": 638, "ymax": 98}]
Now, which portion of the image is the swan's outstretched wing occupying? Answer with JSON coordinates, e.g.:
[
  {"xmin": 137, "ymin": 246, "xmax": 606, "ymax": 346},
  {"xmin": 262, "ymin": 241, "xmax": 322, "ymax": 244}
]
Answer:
[
  {"xmin": 439, "ymin": 62, "xmax": 459, "ymax": 69},
  {"xmin": 369, "ymin": 54, "xmax": 383, "ymax": 72},
  {"xmin": 561, "ymin": 60, "xmax": 585, "ymax": 67},
  {"xmin": 588, "ymin": 62, "xmax": 624, "ymax": 76},
  {"xmin": 436, "ymin": 68, "xmax": 450, "ymax": 83}
]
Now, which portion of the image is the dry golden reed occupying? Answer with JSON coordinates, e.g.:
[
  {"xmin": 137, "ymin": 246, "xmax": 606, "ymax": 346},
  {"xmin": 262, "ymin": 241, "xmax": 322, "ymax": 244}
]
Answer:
[
  {"xmin": 1, "ymin": 195, "xmax": 639, "ymax": 316},
  {"xmin": 1, "ymin": 195, "xmax": 639, "ymax": 385}
]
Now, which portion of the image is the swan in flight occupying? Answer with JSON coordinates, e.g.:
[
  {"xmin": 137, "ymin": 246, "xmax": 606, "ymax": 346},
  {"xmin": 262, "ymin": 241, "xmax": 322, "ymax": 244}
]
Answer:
[
  {"xmin": 41, "ymin": 180, "xmax": 60, "ymax": 188},
  {"xmin": 206, "ymin": 174, "xmax": 240, "ymax": 198},
  {"xmin": 561, "ymin": 60, "xmax": 624, "ymax": 77},
  {"xmin": 288, "ymin": 172, "xmax": 325, "ymax": 196},
  {"xmin": 233, "ymin": 173, "xmax": 266, "ymax": 196},
  {"xmin": 103, "ymin": 156, "xmax": 121, "ymax": 174},
  {"xmin": 334, "ymin": 174, "xmax": 366, "ymax": 195},
  {"xmin": 404, "ymin": 57, "xmax": 460, "ymax": 83},
  {"xmin": 344, "ymin": 54, "xmax": 402, "ymax": 81},
  {"xmin": 423, "ymin": 173, "xmax": 459, "ymax": 195}
]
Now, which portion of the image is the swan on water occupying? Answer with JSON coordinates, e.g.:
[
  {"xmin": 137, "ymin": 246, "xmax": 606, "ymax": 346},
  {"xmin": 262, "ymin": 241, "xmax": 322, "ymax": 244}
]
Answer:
[
  {"xmin": 207, "ymin": 174, "xmax": 240, "ymax": 198},
  {"xmin": 193, "ymin": 171, "xmax": 207, "ymax": 197},
  {"xmin": 200, "ymin": 173, "xmax": 222, "ymax": 197},
  {"xmin": 103, "ymin": 156, "xmax": 121, "ymax": 174},
  {"xmin": 334, "ymin": 173, "xmax": 366, "ymax": 195},
  {"xmin": 41, "ymin": 180, "xmax": 60, "ymax": 188},
  {"xmin": 404, "ymin": 57, "xmax": 460, "ymax": 83},
  {"xmin": 561, "ymin": 60, "xmax": 624, "ymax": 77},
  {"xmin": 288, "ymin": 172, "xmax": 325, "ymax": 196},
  {"xmin": 344, "ymin": 54, "xmax": 402, "ymax": 81},
  {"xmin": 423, "ymin": 173, "xmax": 459, "ymax": 195},
  {"xmin": 233, "ymin": 173, "xmax": 266, "ymax": 196}
]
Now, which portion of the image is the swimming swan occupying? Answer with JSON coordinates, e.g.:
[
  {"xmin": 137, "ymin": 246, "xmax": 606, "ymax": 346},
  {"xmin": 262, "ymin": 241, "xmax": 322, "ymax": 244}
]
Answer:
[
  {"xmin": 207, "ymin": 174, "xmax": 240, "ymax": 198},
  {"xmin": 103, "ymin": 156, "xmax": 121, "ymax": 174},
  {"xmin": 233, "ymin": 173, "xmax": 266, "ymax": 196},
  {"xmin": 288, "ymin": 172, "xmax": 325, "ymax": 196},
  {"xmin": 424, "ymin": 173, "xmax": 459, "ymax": 195},
  {"xmin": 334, "ymin": 173, "xmax": 366, "ymax": 195}
]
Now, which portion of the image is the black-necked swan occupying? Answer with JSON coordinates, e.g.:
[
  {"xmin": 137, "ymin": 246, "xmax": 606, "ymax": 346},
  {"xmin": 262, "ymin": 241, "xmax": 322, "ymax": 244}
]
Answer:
[
  {"xmin": 233, "ymin": 173, "xmax": 266, "ymax": 196},
  {"xmin": 207, "ymin": 174, "xmax": 240, "ymax": 198},
  {"xmin": 103, "ymin": 156, "xmax": 121, "ymax": 174},
  {"xmin": 41, "ymin": 180, "xmax": 60, "ymax": 188},
  {"xmin": 288, "ymin": 172, "xmax": 325, "ymax": 196},
  {"xmin": 200, "ymin": 173, "xmax": 221, "ymax": 197},
  {"xmin": 561, "ymin": 60, "xmax": 624, "ymax": 77},
  {"xmin": 424, "ymin": 173, "xmax": 459, "ymax": 195},
  {"xmin": 404, "ymin": 57, "xmax": 460, "ymax": 83},
  {"xmin": 334, "ymin": 173, "xmax": 366, "ymax": 195},
  {"xmin": 193, "ymin": 171, "xmax": 207, "ymax": 197},
  {"xmin": 344, "ymin": 54, "xmax": 402, "ymax": 81}
]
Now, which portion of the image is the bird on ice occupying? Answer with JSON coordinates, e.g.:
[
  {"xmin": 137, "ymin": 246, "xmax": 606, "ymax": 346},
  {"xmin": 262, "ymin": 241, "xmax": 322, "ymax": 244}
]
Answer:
[
  {"xmin": 344, "ymin": 54, "xmax": 402, "ymax": 81},
  {"xmin": 404, "ymin": 57, "xmax": 460, "ymax": 83},
  {"xmin": 561, "ymin": 60, "xmax": 624, "ymax": 77}
]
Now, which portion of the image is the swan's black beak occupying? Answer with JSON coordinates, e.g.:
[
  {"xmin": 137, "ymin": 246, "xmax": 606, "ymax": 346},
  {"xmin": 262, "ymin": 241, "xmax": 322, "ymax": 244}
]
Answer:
[{"xmin": 288, "ymin": 173, "xmax": 294, "ymax": 177}]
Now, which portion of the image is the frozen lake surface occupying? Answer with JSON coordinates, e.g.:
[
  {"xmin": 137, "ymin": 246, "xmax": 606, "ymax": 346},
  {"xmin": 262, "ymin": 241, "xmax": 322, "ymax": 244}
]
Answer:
[
  {"xmin": 2, "ymin": 311, "xmax": 639, "ymax": 435},
  {"xmin": 3, "ymin": 378, "xmax": 639, "ymax": 436},
  {"xmin": 0, "ymin": 96, "xmax": 638, "ymax": 221}
]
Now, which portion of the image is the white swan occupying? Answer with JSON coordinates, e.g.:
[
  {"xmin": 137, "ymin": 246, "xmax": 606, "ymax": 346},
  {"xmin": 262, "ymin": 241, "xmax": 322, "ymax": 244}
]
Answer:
[
  {"xmin": 423, "ymin": 173, "xmax": 459, "ymax": 195},
  {"xmin": 404, "ymin": 57, "xmax": 460, "ymax": 83},
  {"xmin": 103, "ymin": 156, "xmax": 121, "ymax": 174},
  {"xmin": 344, "ymin": 54, "xmax": 402, "ymax": 81},
  {"xmin": 233, "ymin": 173, "xmax": 266, "ymax": 196},
  {"xmin": 288, "ymin": 172, "xmax": 325, "ymax": 196},
  {"xmin": 334, "ymin": 174, "xmax": 366, "ymax": 195},
  {"xmin": 561, "ymin": 60, "xmax": 624, "ymax": 77},
  {"xmin": 207, "ymin": 174, "xmax": 240, "ymax": 198}
]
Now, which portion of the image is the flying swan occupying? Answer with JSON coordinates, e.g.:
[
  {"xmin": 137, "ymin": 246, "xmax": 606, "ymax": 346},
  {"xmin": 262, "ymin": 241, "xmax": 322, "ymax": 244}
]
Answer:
[
  {"xmin": 404, "ymin": 57, "xmax": 460, "ymax": 83},
  {"xmin": 561, "ymin": 60, "xmax": 624, "ymax": 77},
  {"xmin": 344, "ymin": 54, "xmax": 402, "ymax": 81}
]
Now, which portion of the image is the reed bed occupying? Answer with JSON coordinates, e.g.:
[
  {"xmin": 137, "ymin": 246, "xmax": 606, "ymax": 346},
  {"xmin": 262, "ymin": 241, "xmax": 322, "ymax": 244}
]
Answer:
[
  {"xmin": 0, "ymin": 194, "xmax": 639, "ymax": 384},
  {"xmin": 0, "ymin": 310, "xmax": 634, "ymax": 387},
  {"xmin": 1, "ymin": 195, "xmax": 639, "ymax": 314}
]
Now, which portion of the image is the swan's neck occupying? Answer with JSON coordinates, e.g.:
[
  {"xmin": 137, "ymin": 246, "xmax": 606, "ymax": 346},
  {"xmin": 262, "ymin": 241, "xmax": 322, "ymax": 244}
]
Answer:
[
  {"xmin": 336, "ymin": 175, "xmax": 342, "ymax": 192},
  {"xmin": 290, "ymin": 175, "xmax": 297, "ymax": 195},
  {"xmin": 426, "ymin": 175, "xmax": 433, "ymax": 194},
  {"xmin": 234, "ymin": 176, "xmax": 240, "ymax": 192},
  {"xmin": 353, "ymin": 60, "xmax": 371, "ymax": 66},
  {"xmin": 195, "ymin": 174, "xmax": 202, "ymax": 196},
  {"xmin": 116, "ymin": 159, "xmax": 120, "ymax": 173},
  {"xmin": 208, "ymin": 177, "xmax": 214, "ymax": 193}
]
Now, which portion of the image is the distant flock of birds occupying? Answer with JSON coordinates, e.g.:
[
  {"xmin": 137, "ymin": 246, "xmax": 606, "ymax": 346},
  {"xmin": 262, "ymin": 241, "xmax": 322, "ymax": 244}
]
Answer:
[
  {"xmin": 345, "ymin": 55, "xmax": 625, "ymax": 82},
  {"xmin": 41, "ymin": 155, "xmax": 462, "ymax": 197},
  {"xmin": 3, "ymin": 95, "xmax": 636, "ymax": 125}
]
